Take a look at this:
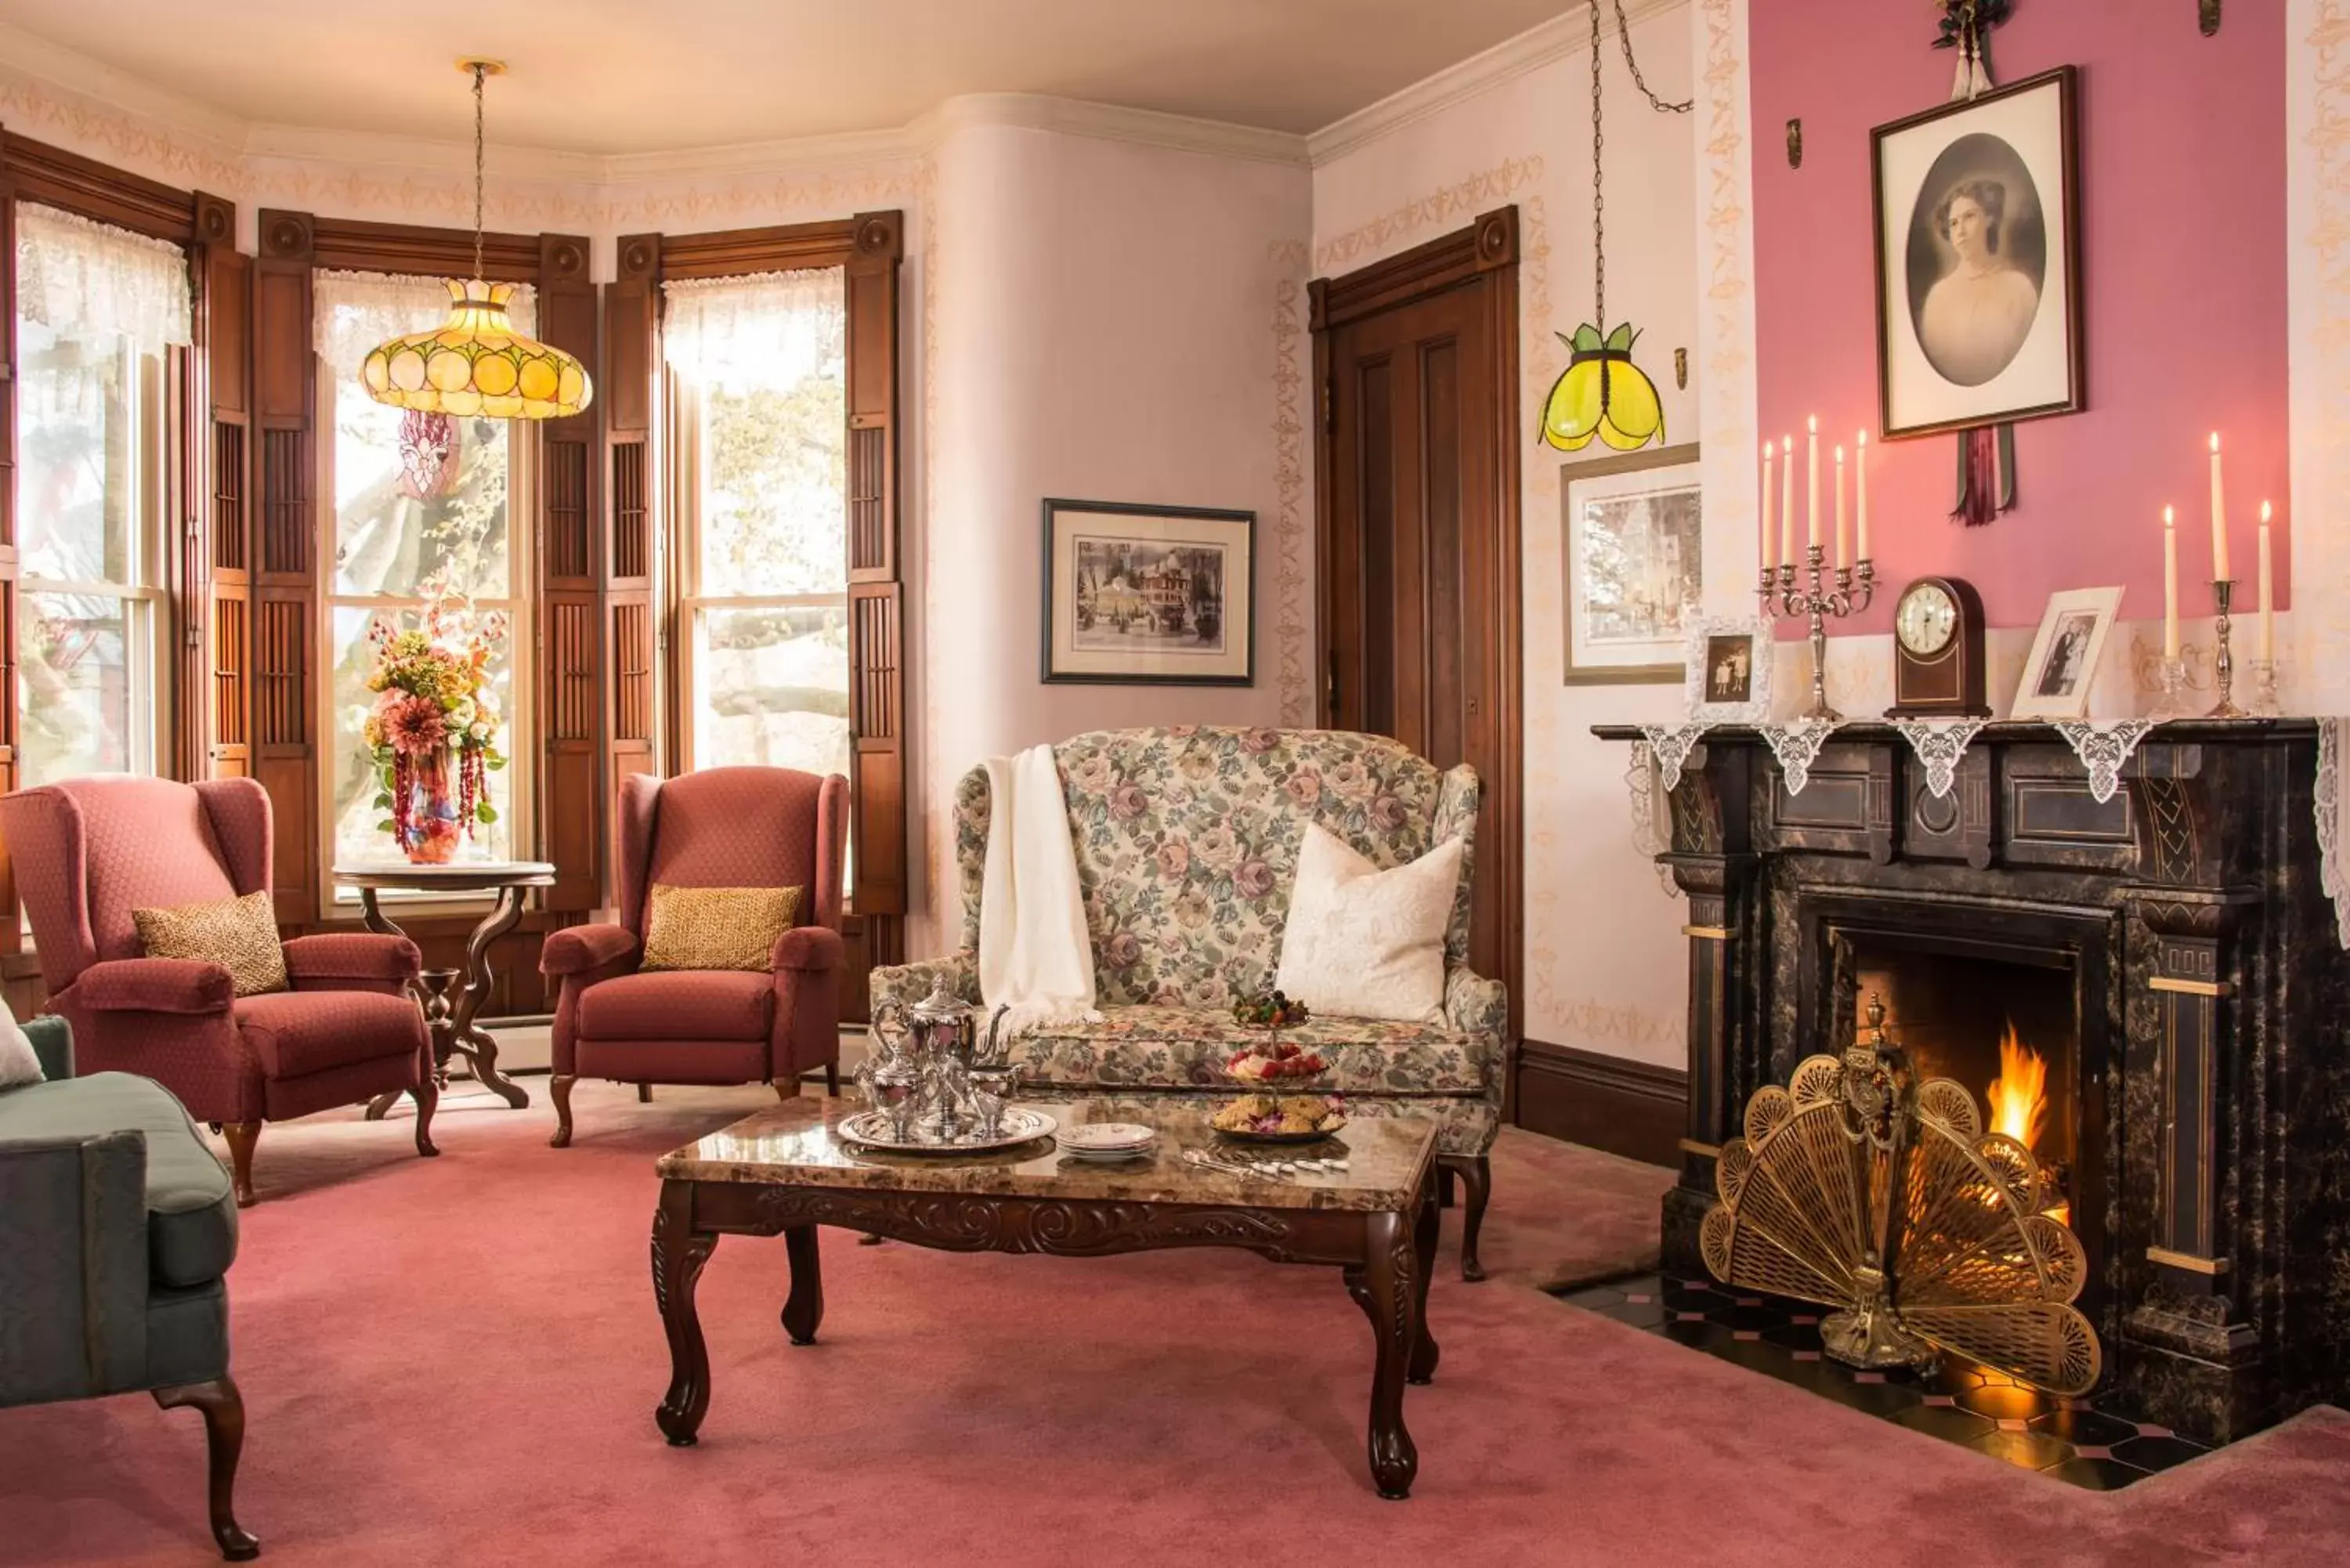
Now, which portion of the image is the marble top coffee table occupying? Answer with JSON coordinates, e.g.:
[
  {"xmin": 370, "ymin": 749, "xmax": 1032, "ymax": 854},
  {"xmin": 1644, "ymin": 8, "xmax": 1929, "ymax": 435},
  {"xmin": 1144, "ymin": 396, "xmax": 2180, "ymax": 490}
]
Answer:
[{"xmin": 649, "ymin": 1098, "xmax": 1440, "ymax": 1498}]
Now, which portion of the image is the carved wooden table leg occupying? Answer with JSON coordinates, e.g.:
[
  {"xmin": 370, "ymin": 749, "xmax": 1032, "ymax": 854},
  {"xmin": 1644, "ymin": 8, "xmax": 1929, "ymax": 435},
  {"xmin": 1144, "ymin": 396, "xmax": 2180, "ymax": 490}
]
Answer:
[
  {"xmin": 780, "ymin": 1225, "xmax": 824, "ymax": 1346},
  {"xmin": 1348, "ymin": 1208, "xmax": 1422, "ymax": 1499},
  {"xmin": 1409, "ymin": 1176, "xmax": 1441, "ymax": 1386},
  {"xmin": 360, "ymin": 889, "xmax": 414, "ymax": 1122},
  {"xmin": 653, "ymin": 1180, "xmax": 718, "ymax": 1447},
  {"xmin": 447, "ymin": 885, "xmax": 531, "ymax": 1108}
]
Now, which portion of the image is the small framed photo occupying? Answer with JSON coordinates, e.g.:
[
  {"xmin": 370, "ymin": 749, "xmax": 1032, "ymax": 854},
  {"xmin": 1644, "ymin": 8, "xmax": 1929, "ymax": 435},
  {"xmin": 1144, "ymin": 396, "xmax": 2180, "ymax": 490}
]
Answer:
[
  {"xmin": 1040, "ymin": 499, "xmax": 1255, "ymax": 686},
  {"xmin": 1684, "ymin": 616, "xmax": 1774, "ymax": 723},
  {"xmin": 1563, "ymin": 443, "xmax": 1704, "ymax": 685},
  {"xmin": 2011, "ymin": 587, "xmax": 2124, "ymax": 720},
  {"xmin": 1872, "ymin": 67, "xmax": 2083, "ymax": 439}
]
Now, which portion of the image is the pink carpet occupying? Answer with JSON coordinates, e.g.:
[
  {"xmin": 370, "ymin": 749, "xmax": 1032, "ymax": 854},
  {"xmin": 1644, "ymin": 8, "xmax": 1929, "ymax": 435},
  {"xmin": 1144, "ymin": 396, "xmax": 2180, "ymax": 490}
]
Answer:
[{"xmin": 6, "ymin": 1080, "xmax": 2348, "ymax": 1566}]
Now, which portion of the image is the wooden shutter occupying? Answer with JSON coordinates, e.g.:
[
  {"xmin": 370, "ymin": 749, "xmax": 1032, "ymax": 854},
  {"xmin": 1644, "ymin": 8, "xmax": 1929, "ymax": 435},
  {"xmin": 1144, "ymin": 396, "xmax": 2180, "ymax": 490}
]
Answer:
[
  {"xmin": 194, "ymin": 193, "xmax": 251, "ymax": 781},
  {"xmin": 251, "ymin": 211, "xmax": 317, "ymax": 923},
  {"xmin": 844, "ymin": 212, "xmax": 906, "ymax": 950},
  {"xmin": 537, "ymin": 233, "xmax": 601, "ymax": 913},
  {"xmin": 0, "ymin": 161, "xmax": 20, "ymax": 948},
  {"xmin": 602, "ymin": 236, "xmax": 660, "ymax": 904}
]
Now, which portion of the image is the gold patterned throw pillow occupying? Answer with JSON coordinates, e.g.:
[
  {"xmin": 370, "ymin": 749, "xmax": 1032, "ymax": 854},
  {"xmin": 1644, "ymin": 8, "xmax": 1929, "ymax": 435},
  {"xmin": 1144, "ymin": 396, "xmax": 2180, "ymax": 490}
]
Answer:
[
  {"xmin": 640, "ymin": 883, "xmax": 803, "ymax": 972},
  {"xmin": 133, "ymin": 890, "xmax": 289, "ymax": 997}
]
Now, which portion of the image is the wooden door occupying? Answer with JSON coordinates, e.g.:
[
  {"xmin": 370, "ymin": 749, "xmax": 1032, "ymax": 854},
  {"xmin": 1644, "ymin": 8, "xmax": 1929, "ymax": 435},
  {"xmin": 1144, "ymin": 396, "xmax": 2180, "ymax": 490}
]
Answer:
[{"xmin": 1312, "ymin": 208, "xmax": 1520, "ymax": 1036}]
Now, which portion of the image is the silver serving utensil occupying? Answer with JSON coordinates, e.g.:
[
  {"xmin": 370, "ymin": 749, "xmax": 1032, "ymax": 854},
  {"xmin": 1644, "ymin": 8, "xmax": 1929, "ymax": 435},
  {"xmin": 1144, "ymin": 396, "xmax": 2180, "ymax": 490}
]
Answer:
[{"xmin": 1184, "ymin": 1149, "xmax": 1291, "ymax": 1183}]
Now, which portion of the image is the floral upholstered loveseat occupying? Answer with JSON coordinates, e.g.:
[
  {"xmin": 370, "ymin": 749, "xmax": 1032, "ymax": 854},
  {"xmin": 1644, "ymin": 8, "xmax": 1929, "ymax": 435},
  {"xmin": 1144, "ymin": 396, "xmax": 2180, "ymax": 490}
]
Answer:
[{"xmin": 871, "ymin": 726, "xmax": 1506, "ymax": 1279}]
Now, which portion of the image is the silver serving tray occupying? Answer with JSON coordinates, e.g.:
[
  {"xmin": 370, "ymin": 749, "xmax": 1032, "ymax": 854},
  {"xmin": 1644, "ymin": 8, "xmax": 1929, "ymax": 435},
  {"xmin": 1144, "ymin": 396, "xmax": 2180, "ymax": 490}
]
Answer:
[{"xmin": 836, "ymin": 1106, "xmax": 1058, "ymax": 1154}]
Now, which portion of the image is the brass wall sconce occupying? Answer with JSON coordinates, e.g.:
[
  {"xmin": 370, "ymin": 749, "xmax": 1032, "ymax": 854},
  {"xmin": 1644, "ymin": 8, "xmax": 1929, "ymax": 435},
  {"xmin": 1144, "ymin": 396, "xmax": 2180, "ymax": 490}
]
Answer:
[
  {"xmin": 2200, "ymin": 0, "xmax": 2220, "ymax": 34},
  {"xmin": 1787, "ymin": 117, "xmax": 1803, "ymax": 168}
]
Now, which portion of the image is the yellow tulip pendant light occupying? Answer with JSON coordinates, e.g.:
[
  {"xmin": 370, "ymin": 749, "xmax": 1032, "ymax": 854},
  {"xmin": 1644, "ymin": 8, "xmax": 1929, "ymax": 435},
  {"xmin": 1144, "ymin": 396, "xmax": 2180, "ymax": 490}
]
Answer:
[
  {"xmin": 1539, "ymin": 0, "xmax": 1686, "ymax": 453},
  {"xmin": 361, "ymin": 60, "xmax": 591, "ymax": 420}
]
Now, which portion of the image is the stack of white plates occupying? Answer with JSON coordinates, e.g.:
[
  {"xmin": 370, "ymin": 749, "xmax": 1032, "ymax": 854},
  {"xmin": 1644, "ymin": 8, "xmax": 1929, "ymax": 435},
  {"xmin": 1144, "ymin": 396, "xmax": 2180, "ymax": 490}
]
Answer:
[{"xmin": 1056, "ymin": 1122, "xmax": 1157, "ymax": 1160}]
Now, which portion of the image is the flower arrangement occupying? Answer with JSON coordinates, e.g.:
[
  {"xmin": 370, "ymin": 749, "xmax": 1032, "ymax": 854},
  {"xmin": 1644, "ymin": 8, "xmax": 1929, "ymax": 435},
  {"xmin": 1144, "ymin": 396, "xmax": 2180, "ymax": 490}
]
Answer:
[{"xmin": 362, "ymin": 587, "xmax": 507, "ymax": 863}]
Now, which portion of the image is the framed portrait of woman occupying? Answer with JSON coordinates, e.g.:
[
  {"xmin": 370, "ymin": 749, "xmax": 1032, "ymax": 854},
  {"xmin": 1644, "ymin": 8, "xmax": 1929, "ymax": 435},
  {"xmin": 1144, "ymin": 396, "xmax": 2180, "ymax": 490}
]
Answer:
[{"xmin": 1871, "ymin": 67, "xmax": 2082, "ymax": 439}]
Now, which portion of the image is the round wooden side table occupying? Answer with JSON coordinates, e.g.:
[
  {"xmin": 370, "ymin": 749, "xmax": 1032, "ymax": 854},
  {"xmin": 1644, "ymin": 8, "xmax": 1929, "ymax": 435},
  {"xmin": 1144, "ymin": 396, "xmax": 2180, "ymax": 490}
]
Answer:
[{"xmin": 331, "ymin": 860, "xmax": 556, "ymax": 1115}]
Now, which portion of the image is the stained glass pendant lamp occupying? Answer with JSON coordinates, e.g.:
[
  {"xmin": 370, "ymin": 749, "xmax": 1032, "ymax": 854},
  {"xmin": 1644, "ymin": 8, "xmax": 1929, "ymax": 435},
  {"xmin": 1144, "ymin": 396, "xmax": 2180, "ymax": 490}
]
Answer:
[
  {"xmin": 361, "ymin": 60, "xmax": 591, "ymax": 420},
  {"xmin": 1538, "ymin": 0, "xmax": 1679, "ymax": 453}
]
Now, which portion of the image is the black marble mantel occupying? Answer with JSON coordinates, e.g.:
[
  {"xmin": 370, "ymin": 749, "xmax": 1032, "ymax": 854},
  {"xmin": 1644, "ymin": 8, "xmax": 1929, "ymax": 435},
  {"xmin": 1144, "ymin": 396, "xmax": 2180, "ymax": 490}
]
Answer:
[{"xmin": 1593, "ymin": 718, "xmax": 2350, "ymax": 1443}]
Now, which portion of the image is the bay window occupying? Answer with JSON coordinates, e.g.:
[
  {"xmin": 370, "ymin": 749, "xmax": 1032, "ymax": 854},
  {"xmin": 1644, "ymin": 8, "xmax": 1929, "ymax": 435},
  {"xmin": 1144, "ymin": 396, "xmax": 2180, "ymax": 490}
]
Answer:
[
  {"xmin": 11, "ymin": 203, "xmax": 187, "ymax": 786},
  {"xmin": 661, "ymin": 270, "xmax": 851, "ymax": 793},
  {"xmin": 315, "ymin": 271, "xmax": 531, "ymax": 882}
]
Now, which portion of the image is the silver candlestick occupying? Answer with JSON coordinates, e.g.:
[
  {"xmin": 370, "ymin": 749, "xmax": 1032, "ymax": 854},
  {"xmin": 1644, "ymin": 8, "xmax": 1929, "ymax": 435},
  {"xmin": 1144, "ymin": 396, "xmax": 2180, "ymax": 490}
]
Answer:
[
  {"xmin": 1760, "ymin": 546, "xmax": 1875, "ymax": 721},
  {"xmin": 2207, "ymin": 578, "xmax": 2246, "ymax": 718}
]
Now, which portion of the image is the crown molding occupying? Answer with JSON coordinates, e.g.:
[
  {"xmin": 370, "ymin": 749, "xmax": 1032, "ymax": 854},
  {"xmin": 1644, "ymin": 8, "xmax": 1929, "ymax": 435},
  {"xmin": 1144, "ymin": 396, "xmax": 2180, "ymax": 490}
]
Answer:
[
  {"xmin": 0, "ymin": 23, "xmax": 1306, "ymax": 205},
  {"xmin": 913, "ymin": 92, "xmax": 1308, "ymax": 168},
  {"xmin": 1307, "ymin": 0, "xmax": 1688, "ymax": 167},
  {"xmin": 0, "ymin": 19, "xmax": 246, "ymax": 152}
]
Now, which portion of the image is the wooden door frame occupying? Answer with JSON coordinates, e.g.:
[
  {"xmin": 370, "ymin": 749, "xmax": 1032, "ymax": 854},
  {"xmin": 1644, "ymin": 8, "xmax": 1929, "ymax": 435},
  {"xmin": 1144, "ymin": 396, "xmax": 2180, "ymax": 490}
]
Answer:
[{"xmin": 1309, "ymin": 206, "xmax": 1524, "ymax": 1068}]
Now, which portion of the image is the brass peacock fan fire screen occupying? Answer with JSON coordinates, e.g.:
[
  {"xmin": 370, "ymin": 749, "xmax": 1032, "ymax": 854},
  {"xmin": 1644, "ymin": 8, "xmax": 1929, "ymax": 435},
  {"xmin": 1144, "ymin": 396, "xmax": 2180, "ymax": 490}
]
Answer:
[{"xmin": 1700, "ymin": 995, "xmax": 2101, "ymax": 1395}]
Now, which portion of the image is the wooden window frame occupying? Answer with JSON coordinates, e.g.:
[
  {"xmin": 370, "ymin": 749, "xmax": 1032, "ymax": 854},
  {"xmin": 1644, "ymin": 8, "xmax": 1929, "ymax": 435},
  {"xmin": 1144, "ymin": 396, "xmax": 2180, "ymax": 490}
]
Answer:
[
  {"xmin": 637, "ymin": 214, "xmax": 907, "ymax": 1013},
  {"xmin": 0, "ymin": 131, "xmax": 212, "ymax": 970}
]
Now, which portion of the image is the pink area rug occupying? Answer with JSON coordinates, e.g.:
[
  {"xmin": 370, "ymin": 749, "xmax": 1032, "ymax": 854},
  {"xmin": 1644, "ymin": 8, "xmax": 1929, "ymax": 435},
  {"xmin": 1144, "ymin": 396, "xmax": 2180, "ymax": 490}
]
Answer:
[{"xmin": 5, "ymin": 1080, "xmax": 2346, "ymax": 1566}]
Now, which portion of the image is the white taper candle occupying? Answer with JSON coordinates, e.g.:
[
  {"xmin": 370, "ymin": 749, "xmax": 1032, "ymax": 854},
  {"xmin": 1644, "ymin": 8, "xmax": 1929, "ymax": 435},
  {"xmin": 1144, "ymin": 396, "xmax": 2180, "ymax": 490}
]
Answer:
[
  {"xmin": 1806, "ymin": 417, "xmax": 1820, "ymax": 553},
  {"xmin": 1781, "ymin": 434, "xmax": 1795, "ymax": 568},
  {"xmin": 2163, "ymin": 505, "xmax": 2180, "ymax": 660},
  {"xmin": 2259, "ymin": 500, "xmax": 2275, "ymax": 662},
  {"xmin": 2210, "ymin": 432, "xmax": 2230, "ymax": 582},
  {"xmin": 1856, "ymin": 431, "xmax": 1870, "ymax": 562},
  {"xmin": 1834, "ymin": 445, "xmax": 1848, "ymax": 569}
]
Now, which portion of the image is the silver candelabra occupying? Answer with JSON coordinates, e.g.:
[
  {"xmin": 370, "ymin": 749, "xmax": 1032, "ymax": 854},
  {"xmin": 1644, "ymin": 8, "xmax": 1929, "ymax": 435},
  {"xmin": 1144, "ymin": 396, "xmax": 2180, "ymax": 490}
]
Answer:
[{"xmin": 1759, "ymin": 547, "xmax": 1875, "ymax": 721}]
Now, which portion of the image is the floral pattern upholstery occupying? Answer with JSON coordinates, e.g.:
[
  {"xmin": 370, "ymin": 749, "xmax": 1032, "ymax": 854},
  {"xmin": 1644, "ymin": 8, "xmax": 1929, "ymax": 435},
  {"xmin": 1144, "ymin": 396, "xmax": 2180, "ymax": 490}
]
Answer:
[
  {"xmin": 875, "ymin": 726, "xmax": 1504, "ymax": 1156},
  {"xmin": 1002, "ymin": 1006, "xmax": 1494, "ymax": 1097}
]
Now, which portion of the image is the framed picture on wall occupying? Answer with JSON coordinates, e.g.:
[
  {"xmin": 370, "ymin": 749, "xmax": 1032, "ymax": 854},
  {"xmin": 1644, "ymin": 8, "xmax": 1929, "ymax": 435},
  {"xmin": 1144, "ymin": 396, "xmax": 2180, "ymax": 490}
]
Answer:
[
  {"xmin": 1871, "ymin": 67, "xmax": 2083, "ymax": 439},
  {"xmin": 1040, "ymin": 498, "xmax": 1255, "ymax": 685},
  {"xmin": 1562, "ymin": 443, "xmax": 1703, "ymax": 685},
  {"xmin": 1683, "ymin": 616, "xmax": 1774, "ymax": 724},
  {"xmin": 2010, "ymin": 586, "xmax": 2123, "ymax": 721}
]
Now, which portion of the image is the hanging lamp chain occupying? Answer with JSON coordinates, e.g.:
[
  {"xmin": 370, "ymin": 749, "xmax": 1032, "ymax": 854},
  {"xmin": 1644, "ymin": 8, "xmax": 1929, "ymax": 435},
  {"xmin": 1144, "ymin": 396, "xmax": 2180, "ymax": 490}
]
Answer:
[
  {"xmin": 471, "ymin": 61, "xmax": 486, "ymax": 284},
  {"xmin": 1592, "ymin": 0, "xmax": 1605, "ymax": 333},
  {"xmin": 1613, "ymin": 0, "xmax": 1694, "ymax": 116}
]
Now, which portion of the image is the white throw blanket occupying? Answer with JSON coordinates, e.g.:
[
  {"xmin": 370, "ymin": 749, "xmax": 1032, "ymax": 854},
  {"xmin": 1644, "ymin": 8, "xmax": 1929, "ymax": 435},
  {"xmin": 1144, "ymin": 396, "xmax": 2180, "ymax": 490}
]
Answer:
[{"xmin": 978, "ymin": 745, "xmax": 1101, "ymax": 1039}]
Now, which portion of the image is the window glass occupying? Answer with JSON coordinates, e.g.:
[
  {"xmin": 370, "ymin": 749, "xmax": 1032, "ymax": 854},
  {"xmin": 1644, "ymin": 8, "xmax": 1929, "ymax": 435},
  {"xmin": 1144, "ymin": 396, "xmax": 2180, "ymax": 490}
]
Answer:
[
  {"xmin": 13, "ymin": 305, "xmax": 158, "ymax": 786},
  {"xmin": 324, "ymin": 400, "xmax": 519, "ymax": 869},
  {"xmin": 665, "ymin": 269, "xmax": 850, "ymax": 782}
]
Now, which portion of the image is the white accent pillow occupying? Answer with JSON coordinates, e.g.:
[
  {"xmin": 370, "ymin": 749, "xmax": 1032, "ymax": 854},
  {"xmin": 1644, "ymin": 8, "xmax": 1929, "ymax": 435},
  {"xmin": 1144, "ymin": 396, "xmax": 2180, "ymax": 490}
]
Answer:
[
  {"xmin": 0, "ymin": 1009, "xmax": 44, "ymax": 1090},
  {"xmin": 1274, "ymin": 824, "xmax": 1462, "ymax": 1024}
]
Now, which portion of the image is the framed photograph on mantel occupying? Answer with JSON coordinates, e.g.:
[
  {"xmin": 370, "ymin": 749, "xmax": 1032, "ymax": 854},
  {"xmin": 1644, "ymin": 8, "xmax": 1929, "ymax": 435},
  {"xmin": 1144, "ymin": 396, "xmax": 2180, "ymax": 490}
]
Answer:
[
  {"xmin": 1562, "ymin": 443, "xmax": 1703, "ymax": 685},
  {"xmin": 1684, "ymin": 616, "xmax": 1774, "ymax": 724},
  {"xmin": 1872, "ymin": 67, "xmax": 2083, "ymax": 439},
  {"xmin": 2010, "ymin": 586, "xmax": 2123, "ymax": 721},
  {"xmin": 1041, "ymin": 498, "xmax": 1255, "ymax": 686}
]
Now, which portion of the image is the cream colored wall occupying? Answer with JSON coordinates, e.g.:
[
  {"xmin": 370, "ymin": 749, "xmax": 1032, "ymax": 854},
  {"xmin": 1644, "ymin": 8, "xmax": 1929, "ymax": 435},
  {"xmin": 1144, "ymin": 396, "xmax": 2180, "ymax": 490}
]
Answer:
[
  {"xmin": 1311, "ymin": 2, "xmax": 1701, "ymax": 1068},
  {"xmin": 916, "ymin": 120, "xmax": 1313, "ymax": 950}
]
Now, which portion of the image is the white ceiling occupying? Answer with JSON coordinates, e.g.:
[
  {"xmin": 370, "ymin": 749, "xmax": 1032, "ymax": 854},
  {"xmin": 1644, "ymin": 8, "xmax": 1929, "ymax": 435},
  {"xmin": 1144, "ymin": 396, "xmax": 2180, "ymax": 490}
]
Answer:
[{"xmin": 2, "ymin": 0, "xmax": 1578, "ymax": 155}]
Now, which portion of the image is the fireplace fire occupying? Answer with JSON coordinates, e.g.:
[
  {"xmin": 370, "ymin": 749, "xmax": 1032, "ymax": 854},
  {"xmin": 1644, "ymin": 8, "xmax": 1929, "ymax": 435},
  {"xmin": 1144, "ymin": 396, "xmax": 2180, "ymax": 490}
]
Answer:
[{"xmin": 1986, "ymin": 1025, "xmax": 2068, "ymax": 1227}]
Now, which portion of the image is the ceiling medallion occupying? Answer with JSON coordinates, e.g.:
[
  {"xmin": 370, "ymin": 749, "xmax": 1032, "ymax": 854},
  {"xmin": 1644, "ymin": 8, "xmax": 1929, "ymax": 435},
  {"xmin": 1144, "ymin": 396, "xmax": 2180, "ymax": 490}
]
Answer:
[{"xmin": 360, "ymin": 59, "xmax": 591, "ymax": 421}]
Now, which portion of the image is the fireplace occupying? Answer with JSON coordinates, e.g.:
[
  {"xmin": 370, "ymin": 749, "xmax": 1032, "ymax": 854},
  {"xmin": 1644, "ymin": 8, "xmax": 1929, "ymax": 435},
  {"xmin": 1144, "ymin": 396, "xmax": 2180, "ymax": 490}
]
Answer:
[
  {"xmin": 1598, "ymin": 720, "xmax": 2350, "ymax": 1444},
  {"xmin": 1812, "ymin": 897, "xmax": 2112, "ymax": 1316}
]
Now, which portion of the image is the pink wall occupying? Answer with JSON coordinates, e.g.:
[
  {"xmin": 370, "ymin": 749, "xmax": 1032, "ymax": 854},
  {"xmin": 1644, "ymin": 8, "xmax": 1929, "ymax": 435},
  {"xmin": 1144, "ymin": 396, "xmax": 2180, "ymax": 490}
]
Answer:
[{"xmin": 1752, "ymin": 1, "xmax": 2289, "ymax": 633}]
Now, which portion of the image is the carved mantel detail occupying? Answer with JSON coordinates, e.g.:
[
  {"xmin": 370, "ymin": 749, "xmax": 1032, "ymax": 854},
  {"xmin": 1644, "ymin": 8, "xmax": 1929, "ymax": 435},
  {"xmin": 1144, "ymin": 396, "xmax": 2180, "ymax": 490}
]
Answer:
[{"xmin": 1598, "ymin": 720, "xmax": 2350, "ymax": 1446}]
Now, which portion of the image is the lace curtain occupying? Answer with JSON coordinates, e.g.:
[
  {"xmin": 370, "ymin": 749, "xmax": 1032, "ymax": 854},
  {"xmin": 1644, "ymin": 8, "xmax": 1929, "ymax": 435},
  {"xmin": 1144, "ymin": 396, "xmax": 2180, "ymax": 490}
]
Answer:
[
  {"xmin": 14, "ymin": 202, "xmax": 192, "ymax": 349},
  {"xmin": 662, "ymin": 268, "xmax": 844, "ymax": 392},
  {"xmin": 313, "ymin": 269, "xmax": 538, "ymax": 381}
]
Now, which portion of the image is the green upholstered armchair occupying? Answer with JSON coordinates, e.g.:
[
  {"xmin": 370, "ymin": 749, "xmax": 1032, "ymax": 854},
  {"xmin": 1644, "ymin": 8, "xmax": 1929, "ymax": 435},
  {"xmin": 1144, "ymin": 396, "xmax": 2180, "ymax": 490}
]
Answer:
[{"xmin": 0, "ymin": 1015, "xmax": 257, "ymax": 1559}]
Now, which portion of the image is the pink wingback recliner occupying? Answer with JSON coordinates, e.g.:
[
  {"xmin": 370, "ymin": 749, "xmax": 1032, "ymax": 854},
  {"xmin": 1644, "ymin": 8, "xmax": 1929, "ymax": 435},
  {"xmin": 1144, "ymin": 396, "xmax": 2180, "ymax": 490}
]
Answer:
[
  {"xmin": 0, "ymin": 775, "xmax": 436, "ymax": 1205},
  {"xmin": 540, "ymin": 766, "xmax": 848, "ymax": 1147}
]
